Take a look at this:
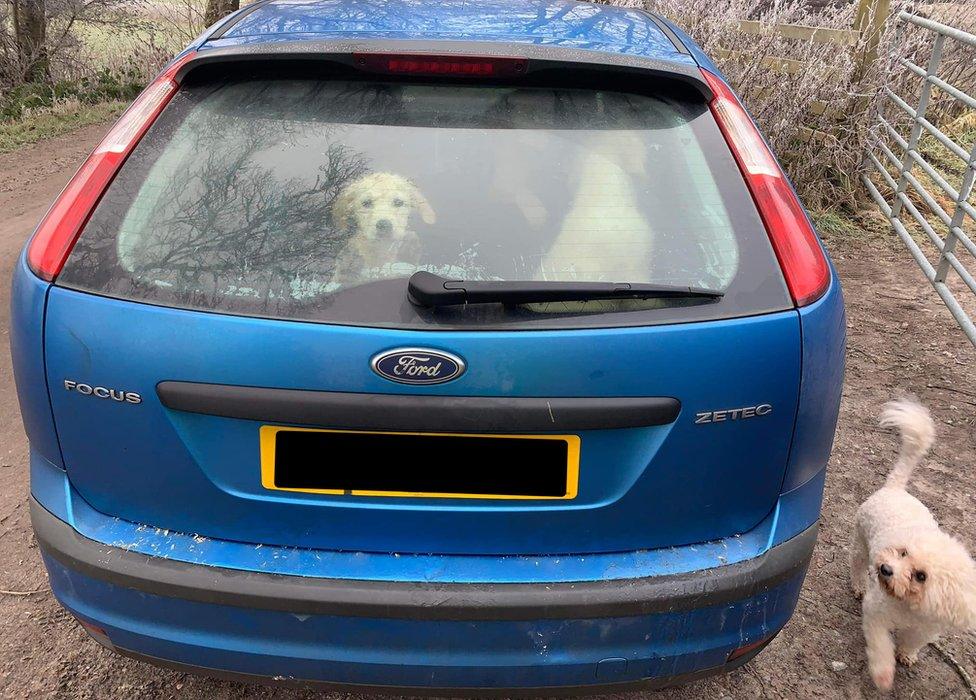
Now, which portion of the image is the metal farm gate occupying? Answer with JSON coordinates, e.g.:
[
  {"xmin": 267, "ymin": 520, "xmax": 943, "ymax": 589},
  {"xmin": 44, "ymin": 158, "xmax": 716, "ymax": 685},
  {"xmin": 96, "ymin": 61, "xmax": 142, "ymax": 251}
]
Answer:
[{"xmin": 862, "ymin": 10, "xmax": 976, "ymax": 344}]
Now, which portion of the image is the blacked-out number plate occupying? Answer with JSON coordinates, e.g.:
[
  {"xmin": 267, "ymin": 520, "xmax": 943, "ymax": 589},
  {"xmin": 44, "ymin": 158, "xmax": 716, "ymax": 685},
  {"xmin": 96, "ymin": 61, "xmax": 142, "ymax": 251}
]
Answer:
[{"xmin": 260, "ymin": 426, "xmax": 580, "ymax": 500}]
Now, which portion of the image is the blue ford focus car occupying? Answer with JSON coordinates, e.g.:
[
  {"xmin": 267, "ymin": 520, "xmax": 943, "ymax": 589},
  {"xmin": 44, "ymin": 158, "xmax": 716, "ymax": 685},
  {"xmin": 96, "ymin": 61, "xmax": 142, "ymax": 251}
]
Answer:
[{"xmin": 13, "ymin": 0, "xmax": 844, "ymax": 692}]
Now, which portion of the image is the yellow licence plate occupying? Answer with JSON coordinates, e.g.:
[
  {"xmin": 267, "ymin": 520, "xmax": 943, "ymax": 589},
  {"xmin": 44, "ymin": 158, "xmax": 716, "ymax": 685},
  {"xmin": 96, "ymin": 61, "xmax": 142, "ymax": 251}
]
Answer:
[{"xmin": 260, "ymin": 426, "xmax": 580, "ymax": 500}]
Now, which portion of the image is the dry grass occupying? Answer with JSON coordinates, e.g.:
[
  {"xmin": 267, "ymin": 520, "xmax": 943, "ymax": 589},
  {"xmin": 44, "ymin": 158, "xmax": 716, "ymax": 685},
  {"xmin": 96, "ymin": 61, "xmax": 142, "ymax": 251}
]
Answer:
[
  {"xmin": 620, "ymin": 0, "xmax": 902, "ymax": 211},
  {"xmin": 862, "ymin": 2, "xmax": 975, "ymax": 249},
  {"xmin": 919, "ymin": 2, "xmax": 976, "ymax": 33}
]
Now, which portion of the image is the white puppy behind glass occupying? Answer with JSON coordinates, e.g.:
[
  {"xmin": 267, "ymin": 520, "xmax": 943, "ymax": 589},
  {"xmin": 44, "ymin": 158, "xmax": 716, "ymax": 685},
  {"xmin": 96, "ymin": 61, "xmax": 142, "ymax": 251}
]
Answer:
[
  {"xmin": 536, "ymin": 132, "xmax": 652, "ymax": 282},
  {"xmin": 330, "ymin": 172, "xmax": 436, "ymax": 286}
]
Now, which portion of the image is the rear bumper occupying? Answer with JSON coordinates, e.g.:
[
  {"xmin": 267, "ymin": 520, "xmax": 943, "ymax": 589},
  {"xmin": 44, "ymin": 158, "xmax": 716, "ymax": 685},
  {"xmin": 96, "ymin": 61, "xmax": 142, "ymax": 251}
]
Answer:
[
  {"xmin": 33, "ymin": 497, "xmax": 814, "ymax": 620},
  {"xmin": 32, "ymin": 497, "xmax": 815, "ymax": 691}
]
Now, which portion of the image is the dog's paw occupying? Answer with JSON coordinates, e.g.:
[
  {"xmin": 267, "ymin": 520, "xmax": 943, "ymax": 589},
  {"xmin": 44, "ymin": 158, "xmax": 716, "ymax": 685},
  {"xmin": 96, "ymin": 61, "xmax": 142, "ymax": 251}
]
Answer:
[
  {"xmin": 871, "ymin": 664, "xmax": 896, "ymax": 691},
  {"xmin": 896, "ymin": 650, "xmax": 919, "ymax": 667}
]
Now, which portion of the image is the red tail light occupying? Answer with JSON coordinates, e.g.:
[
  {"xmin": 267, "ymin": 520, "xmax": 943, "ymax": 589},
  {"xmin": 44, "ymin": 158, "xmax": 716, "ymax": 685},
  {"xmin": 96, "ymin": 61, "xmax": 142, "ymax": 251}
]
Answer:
[
  {"xmin": 701, "ymin": 70, "xmax": 829, "ymax": 307},
  {"xmin": 26, "ymin": 52, "xmax": 195, "ymax": 281},
  {"xmin": 354, "ymin": 53, "xmax": 527, "ymax": 78}
]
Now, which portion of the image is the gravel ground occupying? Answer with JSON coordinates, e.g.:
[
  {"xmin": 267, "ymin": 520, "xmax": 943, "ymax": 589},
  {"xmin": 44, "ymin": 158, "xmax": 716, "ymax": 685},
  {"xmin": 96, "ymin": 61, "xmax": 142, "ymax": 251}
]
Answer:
[{"xmin": 0, "ymin": 124, "xmax": 974, "ymax": 699}]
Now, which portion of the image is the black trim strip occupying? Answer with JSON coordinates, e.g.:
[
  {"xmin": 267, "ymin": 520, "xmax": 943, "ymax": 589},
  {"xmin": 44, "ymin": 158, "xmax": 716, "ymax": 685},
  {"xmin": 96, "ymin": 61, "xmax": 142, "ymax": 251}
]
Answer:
[
  {"xmin": 32, "ymin": 498, "xmax": 816, "ymax": 621},
  {"xmin": 156, "ymin": 381, "xmax": 682, "ymax": 432}
]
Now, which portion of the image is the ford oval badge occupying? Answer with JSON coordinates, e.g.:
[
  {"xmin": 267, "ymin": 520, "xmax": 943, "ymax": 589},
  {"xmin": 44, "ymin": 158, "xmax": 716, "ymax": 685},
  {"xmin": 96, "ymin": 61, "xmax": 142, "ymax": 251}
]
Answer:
[{"xmin": 371, "ymin": 348, "xmax": 466, "ymax": 385}]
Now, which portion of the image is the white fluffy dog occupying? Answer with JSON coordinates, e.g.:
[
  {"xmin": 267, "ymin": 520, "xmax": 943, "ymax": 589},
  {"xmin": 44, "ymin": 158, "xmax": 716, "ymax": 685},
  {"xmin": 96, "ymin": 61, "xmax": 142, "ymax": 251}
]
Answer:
[
  {"xmin": 851, "ymin": 398, "xmax": 976, "ymax": 691},
  {"xmin": 330, "ymin": 173, "xmax": 436, "ymax": 285},
  {"xmin": 537, "ymin": 133, "xmax": 652, "ymax": 282}
]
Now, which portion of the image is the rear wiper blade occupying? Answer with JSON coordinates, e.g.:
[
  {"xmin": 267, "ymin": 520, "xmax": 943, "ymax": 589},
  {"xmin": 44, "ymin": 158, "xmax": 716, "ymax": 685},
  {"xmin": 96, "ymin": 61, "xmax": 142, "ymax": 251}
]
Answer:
[{"xmin": 407, "ymin": 271, "xmax": 724, "ymax": 308}]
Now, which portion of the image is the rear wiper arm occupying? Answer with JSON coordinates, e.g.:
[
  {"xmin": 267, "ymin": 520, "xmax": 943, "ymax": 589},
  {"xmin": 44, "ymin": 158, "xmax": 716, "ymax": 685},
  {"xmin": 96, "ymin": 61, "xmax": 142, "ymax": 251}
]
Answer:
[{"xmin": 407, "ymin": 271, "xmax": 724, "ymax": 308}]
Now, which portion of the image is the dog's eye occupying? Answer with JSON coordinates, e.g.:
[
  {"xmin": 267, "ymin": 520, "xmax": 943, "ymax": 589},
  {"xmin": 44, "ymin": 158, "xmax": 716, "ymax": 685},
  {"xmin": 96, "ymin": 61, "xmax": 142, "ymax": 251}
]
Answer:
[
  {"xmin": 914, "ymin": 571, "xmax": 927, "ymax": 583},
  {"xmin": 392, "ymin": 198, "xmax": 405, "ymax": 208},
  {"xmin": 900, "ymin": 549, "xmax": 908, "ymax": 558},
  {"xmin": 361, "ymin": 199, "xmax": 373, "ymax": 209}
]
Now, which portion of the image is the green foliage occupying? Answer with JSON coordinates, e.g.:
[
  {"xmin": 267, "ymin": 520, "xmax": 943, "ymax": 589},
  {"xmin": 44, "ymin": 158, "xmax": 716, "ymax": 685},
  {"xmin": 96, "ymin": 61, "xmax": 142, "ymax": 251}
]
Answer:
[
  {"xmin": 813, "ymin": 209, "xmax": 862, "ymax": 239},
  {"xmin": 1, "ymin": 68, "xmax": 144, "ymax": 122},
  {"xmin": 0, "ymin": 101, "xmax": 127, "ymax": 154}
]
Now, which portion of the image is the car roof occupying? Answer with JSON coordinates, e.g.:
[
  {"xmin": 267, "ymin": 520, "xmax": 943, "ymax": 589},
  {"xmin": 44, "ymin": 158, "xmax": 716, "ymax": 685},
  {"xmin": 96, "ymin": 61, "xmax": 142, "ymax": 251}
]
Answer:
[{"xmin": 203, "ymin": 0, "xmax": 693, "ymax": 64}]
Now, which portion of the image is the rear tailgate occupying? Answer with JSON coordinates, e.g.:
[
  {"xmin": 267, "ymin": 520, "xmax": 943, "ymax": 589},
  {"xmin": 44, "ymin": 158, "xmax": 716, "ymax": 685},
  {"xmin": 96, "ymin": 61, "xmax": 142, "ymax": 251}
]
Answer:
[{"xmin": 44, "ymin": 291, "xmax": 799, "ymax": 555}]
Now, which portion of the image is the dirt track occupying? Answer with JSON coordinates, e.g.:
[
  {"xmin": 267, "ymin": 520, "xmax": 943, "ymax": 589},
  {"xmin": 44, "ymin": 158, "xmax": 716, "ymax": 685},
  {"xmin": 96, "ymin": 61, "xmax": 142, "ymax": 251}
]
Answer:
[{"xmin": 0, "ymin": 124, "xmax": 974, "ymax": 699}]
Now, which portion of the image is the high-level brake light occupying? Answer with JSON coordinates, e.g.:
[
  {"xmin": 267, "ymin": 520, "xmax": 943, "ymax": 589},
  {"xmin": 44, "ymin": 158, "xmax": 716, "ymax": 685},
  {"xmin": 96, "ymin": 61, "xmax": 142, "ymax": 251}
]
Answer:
[{"xmin": 354, "ymin": 53, "xmax": 527, "ymax": 78}]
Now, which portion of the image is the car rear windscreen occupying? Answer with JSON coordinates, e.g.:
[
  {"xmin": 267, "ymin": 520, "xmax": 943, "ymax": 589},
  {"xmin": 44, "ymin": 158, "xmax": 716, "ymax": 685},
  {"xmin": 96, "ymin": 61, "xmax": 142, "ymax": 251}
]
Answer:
[{"xmin": 57, "ymin": 70, "xmax": 791, "ymax": 329}]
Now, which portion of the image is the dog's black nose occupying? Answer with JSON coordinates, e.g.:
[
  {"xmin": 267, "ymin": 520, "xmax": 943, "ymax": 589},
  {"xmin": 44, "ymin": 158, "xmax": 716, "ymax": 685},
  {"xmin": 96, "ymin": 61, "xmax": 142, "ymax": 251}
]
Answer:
[
  {"xmin": 375, "ymin": 219, "xmax": 393, "ymax": 237},
  {"xmin": 879, "ymin": 564, "xmax": 893, "ymax": 577}
]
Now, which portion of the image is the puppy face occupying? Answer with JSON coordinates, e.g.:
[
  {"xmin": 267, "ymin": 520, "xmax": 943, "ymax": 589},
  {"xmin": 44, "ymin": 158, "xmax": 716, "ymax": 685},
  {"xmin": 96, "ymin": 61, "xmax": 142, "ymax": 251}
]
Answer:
[
  {"xmin": 874, "ymin": 545, "xmax": 927, "ymax": 605},
  {"xmin": 875, "ymin": 536, "xmax": 976, "ymax": 624},
  {"xmin": 332, "ymin": 173, "xmax": 436, "ymax": 244}
]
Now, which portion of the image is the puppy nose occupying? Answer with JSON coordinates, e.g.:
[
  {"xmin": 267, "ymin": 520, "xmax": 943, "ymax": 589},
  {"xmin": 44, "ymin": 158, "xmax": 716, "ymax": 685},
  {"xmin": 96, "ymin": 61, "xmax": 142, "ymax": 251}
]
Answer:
[
  {"xmin": 879, "ymin": 564, "xmax": 893, "ymax": 578},
  {"xmin": 375, "ymin": 219, "xmax": 393, "ymax": 236}
]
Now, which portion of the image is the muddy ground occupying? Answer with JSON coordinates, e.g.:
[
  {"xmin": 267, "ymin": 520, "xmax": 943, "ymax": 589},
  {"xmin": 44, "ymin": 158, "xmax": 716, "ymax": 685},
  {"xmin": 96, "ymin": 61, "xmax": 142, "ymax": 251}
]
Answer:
[{"xmin": 0, "ymin": 124, "xmax": 974, "ymax": 699}]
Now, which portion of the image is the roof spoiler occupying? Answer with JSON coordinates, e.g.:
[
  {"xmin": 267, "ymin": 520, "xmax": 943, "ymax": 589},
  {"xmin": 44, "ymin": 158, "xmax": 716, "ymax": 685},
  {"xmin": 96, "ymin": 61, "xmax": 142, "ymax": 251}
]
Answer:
[{"xmin": 174, "ymin": 39, "xmax": 714, "ymax": 100}]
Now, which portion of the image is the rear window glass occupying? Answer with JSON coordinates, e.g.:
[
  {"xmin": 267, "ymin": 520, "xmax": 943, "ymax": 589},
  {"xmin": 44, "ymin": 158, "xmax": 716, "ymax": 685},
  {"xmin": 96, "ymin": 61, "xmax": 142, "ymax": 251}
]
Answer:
[{"xmin": 58, "ymin": 72, "xmax": 790, "ymax": 329}]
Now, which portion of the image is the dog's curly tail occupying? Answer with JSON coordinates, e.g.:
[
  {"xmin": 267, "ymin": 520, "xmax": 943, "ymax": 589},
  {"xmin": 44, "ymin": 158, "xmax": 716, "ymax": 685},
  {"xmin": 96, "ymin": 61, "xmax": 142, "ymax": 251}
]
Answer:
[{"xmin": 880, "ymin": 398, "xmax": 936, "ymax": 490}]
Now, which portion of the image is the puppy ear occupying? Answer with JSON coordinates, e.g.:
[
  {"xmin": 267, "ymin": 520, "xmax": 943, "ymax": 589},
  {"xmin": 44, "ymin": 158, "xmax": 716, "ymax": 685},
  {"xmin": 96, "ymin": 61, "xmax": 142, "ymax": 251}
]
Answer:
[
  {"xmin": 331, "ymin": 183, "xmax": 356, "ymax": 233},
  {"xmin": 410, "ymin": 184, "xmax": 437, "ymax": 225}
]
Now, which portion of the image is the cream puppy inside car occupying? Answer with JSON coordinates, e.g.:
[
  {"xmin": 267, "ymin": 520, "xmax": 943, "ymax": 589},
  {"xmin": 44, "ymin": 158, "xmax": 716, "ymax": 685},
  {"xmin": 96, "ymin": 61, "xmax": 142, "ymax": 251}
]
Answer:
[
  {"xmin": 851, "ymin": 398, "xmax": 976, "ymax": 691},
  {"xmin": 537, "ymin": 132, "xmax": 652, "ymax": 282},
  {"xmin": 330, "ymin": 172, "xmax": 436, "ymax": 286}
]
